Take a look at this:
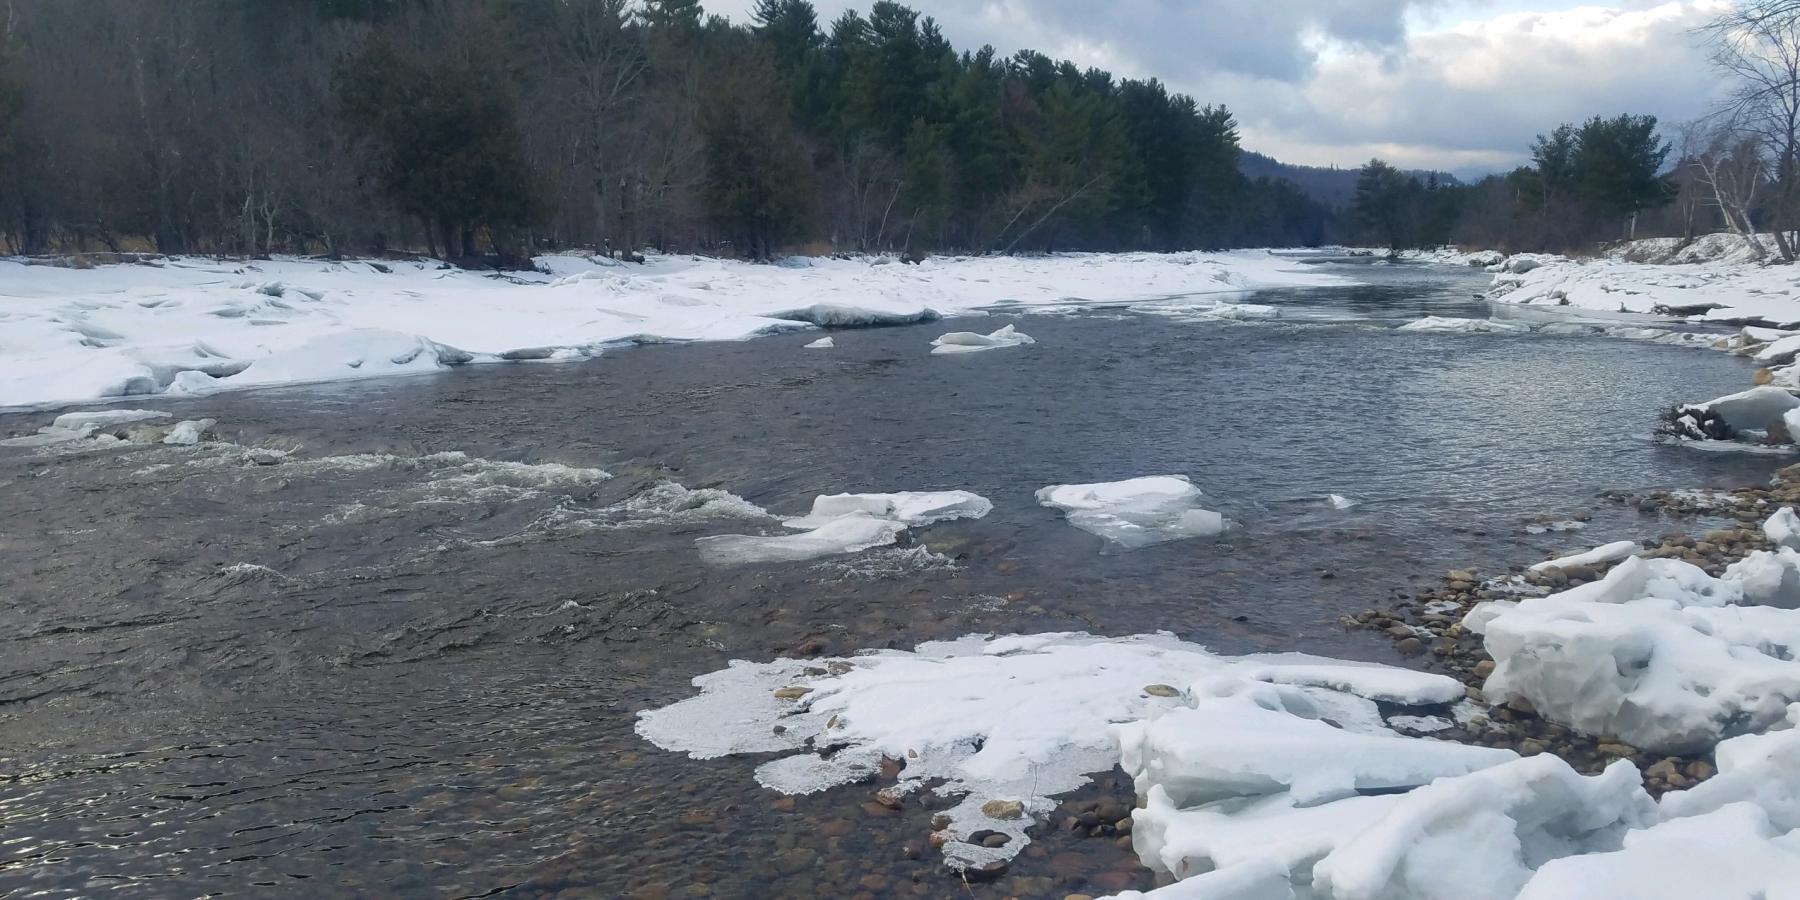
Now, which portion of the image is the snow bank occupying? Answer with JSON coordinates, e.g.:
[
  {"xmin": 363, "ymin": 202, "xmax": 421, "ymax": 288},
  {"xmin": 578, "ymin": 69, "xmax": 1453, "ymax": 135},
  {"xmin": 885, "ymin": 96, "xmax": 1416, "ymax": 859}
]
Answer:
[
  {"xmin": 0, "ymin": 250, "xmax": 1350, "ymax": 407},
  {"xmin": 1517, "ymin": 803, "xmax": 1800, "ymax": 900},
  {"xmin": 1035, "ymin": 475, "xmax": 1226, "ymax": 549},
  {"xmin": 1469, "ymin": 542, "xmax": 1800, "ymax": 754},
  {"xmin": 636, "ymin": 632, "xmax": 1467, "ymax": 874},
  {"xmin": 1487, "ymin": 235, "xmax": 1800, "ymax": 327},
  {"xmin": 1664, "ymin": 386, "xmax": 1800, "ymax": 445},
  {"xmin": 696, "ymin": 489, "xmax": 990, "ymax": 565},
  {"xmin": 929, "ymin": 324, "xmax": 1035, "ymax": 355}
]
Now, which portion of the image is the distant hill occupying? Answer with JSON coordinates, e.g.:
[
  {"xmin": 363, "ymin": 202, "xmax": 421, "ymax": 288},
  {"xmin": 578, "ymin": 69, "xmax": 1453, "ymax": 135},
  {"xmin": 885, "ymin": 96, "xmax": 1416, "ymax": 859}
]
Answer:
[{"xmin": 1240, "ymin": 151, "xmax": 1459, "ymax": 210}]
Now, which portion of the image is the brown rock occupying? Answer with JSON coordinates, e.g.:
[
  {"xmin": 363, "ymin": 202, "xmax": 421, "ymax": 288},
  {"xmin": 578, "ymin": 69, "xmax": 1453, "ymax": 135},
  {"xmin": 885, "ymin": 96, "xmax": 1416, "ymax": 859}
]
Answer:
[
  {"xmin": 1397, "ymin": 637, "xmax": 1425, "ymax": 657},
  {"xmin": 1473, "ymin": 660, "xmax": 1497, "ymax": 680},
  {"xmin": 981, "ymin": 799, "xmax": 1025, "ymax": 820}
]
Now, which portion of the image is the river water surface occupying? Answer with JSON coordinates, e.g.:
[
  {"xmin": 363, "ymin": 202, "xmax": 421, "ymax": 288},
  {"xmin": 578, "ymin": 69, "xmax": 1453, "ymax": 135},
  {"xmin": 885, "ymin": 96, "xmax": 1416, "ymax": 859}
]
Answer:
[{"xmin": 0, "ymin": 260, "xmax": 1778, "ymax": 898}]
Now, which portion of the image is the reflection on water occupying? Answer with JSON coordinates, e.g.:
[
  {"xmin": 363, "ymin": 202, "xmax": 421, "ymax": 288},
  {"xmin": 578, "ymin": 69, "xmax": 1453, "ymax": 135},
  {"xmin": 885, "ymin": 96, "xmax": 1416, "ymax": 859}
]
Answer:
[{"xmin": 0, "ymin": 262, "xmax": 1776, "ymax": 898}]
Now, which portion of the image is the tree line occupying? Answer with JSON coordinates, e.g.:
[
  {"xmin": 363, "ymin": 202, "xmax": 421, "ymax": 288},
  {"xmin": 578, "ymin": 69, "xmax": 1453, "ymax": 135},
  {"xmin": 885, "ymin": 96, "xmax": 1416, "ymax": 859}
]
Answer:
[
  {"xmin": 1346, "ymin": 0, "xmax": 1800, "ymax": 258},
  {"xmin": 0, "ymin": 0, "xmax": 1334, "ymax": 262}
]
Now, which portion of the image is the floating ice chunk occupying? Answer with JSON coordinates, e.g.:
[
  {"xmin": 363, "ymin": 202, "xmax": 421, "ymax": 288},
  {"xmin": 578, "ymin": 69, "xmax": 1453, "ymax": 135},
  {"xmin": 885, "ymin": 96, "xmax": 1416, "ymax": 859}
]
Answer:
[
  {"xmin": 48, "ymin": 409, "xmax": 170, "ymax": 432},
  {"xmin": 1767, "ymin": 507, "xmax": 1800, "ymax": 550},
  {"xmin": 1200, "ymin": 303, "xmax": 1280, "ymax": 320},
  {"xmin": 1756, "ymin": 333, "xmax": 1800, "ymax": 364},
  {"xmin": 770, "ymin": 303, "xmax": 940, "ymax": 327},
  {"xmin": 696, "ymin": 489, "xmax": 992, "ymax": 565},
  {"xmin": 544, "ymin": 481, "xmax": 770, "ymax": 533},
  {"xmin": 161, "ymin": 418, "xmax": 216, "ymax": 446},
  {"xmin": 1327, "ymin": 493, "xmax": 1359, "ymax": 510},
  {"xmin": 1529, "ymin": 540, "xmax": 1639, "ymax": 572},
  {"xmin": 1397, "ymin": 316, "xmax": 1530, "ymax": 333},
  {"xmin": 1517, "ymin": 803, "xmax": 1800, "ymax": 900},
  {"xmin": 802, "ymin": 336, "xmax": 834, "ymax": 349},
  {"xmin": 696, "ymin": 511, "xmax": 906, "ymax": 565},
  {"xmin": 930, "ymin": 324, "xmax": 1035, "ymax": 355},
  {"xmin": 636, "ymin": 632, "xmax": 1473, "ymax": 873},
  {"xmin": 1036, "ymin": 475, "xmax": 1226, "ymax": 549},
  {"xmin": 1311, "ymin": 757, "xmax": 1655, "ymax": 900},
  {"xmin": 782, "ymin": 491, "xmax": 993, "ymax": 529},
  {"xmin": 1387, "ymin": 714, "xmax": 1452, "ymax": 734}
]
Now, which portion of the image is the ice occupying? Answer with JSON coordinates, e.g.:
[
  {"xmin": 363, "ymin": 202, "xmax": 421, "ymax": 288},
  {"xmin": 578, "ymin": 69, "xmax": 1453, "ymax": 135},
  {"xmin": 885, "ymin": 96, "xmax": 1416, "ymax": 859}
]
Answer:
[
  {"xmin": 1311, "ymin": 757, "xmax": 1655, "ymax": 900},
  {"xmin": 781, "ymin": 491, "xmax": 993, "ymax": 529},
  {"xmin": 48, "ymin": 409, "xmax": 170, "ymax": 431},
  {"xmin": 1035, "ymin": 475, "xmax": 1227, "ymax": 548},
  {"xmin": 802, "ymin": 336, "xmax": 834, "ymax": 349},
  {"xmin": 1766, "ymin": 506, "xmax": 1800, "ymax": 550},
  {"xmin": 1488, "ymin": 235, "xmax": 1800, "ymax": 327},
  {"xmin": 929, "ymin": 324, "xmax": 1036, "ymax": 355},
  {"xmin": 1686, "ymin": 386, "xmax": 1800, "ymax": 434},
  {"xmin": 161, "ymin": 418, "xmax": 216, "ymax": 446},
  {"xmin": 767, "ymin": 303, "xmax": 941, "ymax": 327},
  {"xmin": 224, "ymin": 329, "xmax": 470, "ymax": 390},
  {"xmin": 636, "ymin": 632, "xmax": 1479, "ymax": 873},
  {"xmin": 1327, "ymin": 494, "xmax": 1359, "ymax": 510},
  {"xmin": 1660, "ymin": 704, "xmax": 1800, "ymax": 830},
  {"xmin": 695, "ymin": 512, "xmax": 907, "ymax": 565},
  {"xmin": 1516, "ymin": 804, "xmax": 1800, "ymax": 900},
  {"xmin": 1470, "ymin": 552, "xmax": 1800, "ymax": 754},
  {"xmin": 696, "ymin": 489, "xmax": 992, "ymax": 565},
  {"xmin": 1396, "ymin": 316, "xmax": 1530, "ymax": 334},
  {"xmin": 536, "ymin": 481, "xmax": 771, "ymax": 534},
  {"xmin": 1111, "ymin": 684, "xmax": 1512, "ymax": 808},
  {"xmin": 1528, "ymin": 540, "xmax": 1638, "ymax": 572},
  {"xmin": 1721, "ymin": 548, "xmax": 1800, "ymax": 609}
]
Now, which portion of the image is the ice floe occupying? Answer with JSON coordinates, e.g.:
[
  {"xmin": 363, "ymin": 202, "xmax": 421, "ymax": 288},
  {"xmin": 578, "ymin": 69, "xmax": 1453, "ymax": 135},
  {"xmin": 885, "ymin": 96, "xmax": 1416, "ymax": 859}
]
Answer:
[
  {"xmin": 802, "ymin": 336, "xmax": 834, "ymax": 349},
  {"xmin": 1036, "ymin": 475, "xmax": 1226, "ymax": 549},
  {"xmin": 695, "ymin": 490, "xmax": 991, "ymax": 565},
  {"xmin": 929, "ymin": 324, "xmax": 1036, "ymax": 355}
]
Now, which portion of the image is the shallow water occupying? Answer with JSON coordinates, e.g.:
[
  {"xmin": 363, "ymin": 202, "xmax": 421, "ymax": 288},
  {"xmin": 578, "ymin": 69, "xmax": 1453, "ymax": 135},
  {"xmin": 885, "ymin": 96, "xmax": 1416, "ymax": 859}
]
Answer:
[{"xmin": 0, "ymin": 262, "xmax": 1778, "ymax": 898}]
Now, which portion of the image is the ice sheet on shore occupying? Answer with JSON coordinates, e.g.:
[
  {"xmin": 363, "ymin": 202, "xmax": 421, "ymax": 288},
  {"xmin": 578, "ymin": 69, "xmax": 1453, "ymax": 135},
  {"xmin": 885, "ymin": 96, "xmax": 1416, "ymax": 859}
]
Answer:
[
  {"xmin": 636, "ymin": 632, "xmax": 1468, "ymax": 873},
  {"xmin": 696, "ymin": 489, "xmax": 991, "ymax": 565},
  {"xmin": 0, "ymin": 250, "xmax": 1351, "ymax": 407},
  {"xmin": 1036, "ymin": 475, "xmax": 1226, "ymax": 548}
]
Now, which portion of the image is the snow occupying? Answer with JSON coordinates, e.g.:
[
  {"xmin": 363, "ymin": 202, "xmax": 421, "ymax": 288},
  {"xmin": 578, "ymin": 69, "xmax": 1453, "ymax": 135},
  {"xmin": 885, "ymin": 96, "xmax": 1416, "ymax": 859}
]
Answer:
[
  {"xmin": 1035, "ymin": 475, "xmax": 1227, "ymax": 549},
  {"xmin": 1690, "ymin": 386, "xmax": 1800, "ymax": 433},
  {"xmin": 802, "ymin": 336, "xmax": 834, "ymax": 349},
  {"xmin": 1486, "ymin": 235, "xmax": 1800, "ymax": 328},
  {"xmin": 695, "ymin": 489, "xmax": 991, "ymax": 565},
  {"xmin": 929, "ymin": 323, "xmax": 1035, "ymax": 355},
  {"xmin": 0, "ymin": 250, "xmax": 1350, "ymax": 408},
  {"xmin": 635, "ymin": 632, "xmax": 1468, "ymax": 873},
  {"xmin": 1527, "ymin": 540, "xmax": 1639, "ymax": 572},
  {"xmin": 1516, "ymin": 804, "xmax": 1800, "ymax": 900}
]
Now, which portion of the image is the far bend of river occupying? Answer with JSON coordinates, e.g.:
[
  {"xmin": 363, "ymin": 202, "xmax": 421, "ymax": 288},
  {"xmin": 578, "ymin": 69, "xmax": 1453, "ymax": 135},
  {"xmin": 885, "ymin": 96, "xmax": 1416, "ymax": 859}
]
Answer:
[{"xmin": 0, "ymin": 260, "xmax": 1778, "ymax": 898}]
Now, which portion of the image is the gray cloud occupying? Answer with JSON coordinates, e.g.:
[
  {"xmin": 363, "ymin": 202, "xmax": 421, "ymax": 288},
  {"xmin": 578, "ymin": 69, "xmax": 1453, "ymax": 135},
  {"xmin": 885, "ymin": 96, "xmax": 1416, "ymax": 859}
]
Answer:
[{"xmin": 706, "ymin": 1, "xmax": 1727, "ymax": 175}]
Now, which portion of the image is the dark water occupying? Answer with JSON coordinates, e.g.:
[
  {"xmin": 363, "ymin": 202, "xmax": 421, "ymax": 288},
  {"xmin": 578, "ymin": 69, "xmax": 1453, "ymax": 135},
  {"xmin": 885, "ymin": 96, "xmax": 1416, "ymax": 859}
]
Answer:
[{"xmin": 0, "ymin": 262, "xmax": 1777, "ymax": 898}]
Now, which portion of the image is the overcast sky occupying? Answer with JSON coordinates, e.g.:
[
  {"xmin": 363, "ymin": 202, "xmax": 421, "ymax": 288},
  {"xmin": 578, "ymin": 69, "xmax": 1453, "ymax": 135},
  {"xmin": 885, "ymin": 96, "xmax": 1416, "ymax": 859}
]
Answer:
[{"xmin": 706, "ymin": 0, "xmax": 1732, "ymax": 177}]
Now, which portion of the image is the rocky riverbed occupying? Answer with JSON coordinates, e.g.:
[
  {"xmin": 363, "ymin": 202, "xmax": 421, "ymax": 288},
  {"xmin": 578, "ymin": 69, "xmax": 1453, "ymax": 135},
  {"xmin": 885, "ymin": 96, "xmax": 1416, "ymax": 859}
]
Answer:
[{"xmin": 1347, "ymin": 463, "xmax": 1800, "ymax": 797}]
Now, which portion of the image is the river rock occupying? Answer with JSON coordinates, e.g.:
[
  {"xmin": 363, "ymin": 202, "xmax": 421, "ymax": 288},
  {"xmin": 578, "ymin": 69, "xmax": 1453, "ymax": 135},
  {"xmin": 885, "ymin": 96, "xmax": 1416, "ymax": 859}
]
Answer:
[{"xmin": 981, "ymin": 799, "xmax": 1025, "ymax": 820}]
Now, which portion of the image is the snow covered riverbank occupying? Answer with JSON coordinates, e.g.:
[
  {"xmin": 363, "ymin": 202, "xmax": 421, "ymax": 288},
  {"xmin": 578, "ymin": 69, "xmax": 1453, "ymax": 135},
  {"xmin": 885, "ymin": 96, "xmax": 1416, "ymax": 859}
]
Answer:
[
  {"xmin": 1485, "ymin": 234, "xmax": 1800, "ymax": 326},
  {"xmin": 0, "ymin": 250, "xmax": 1349, "ymax": 409}
]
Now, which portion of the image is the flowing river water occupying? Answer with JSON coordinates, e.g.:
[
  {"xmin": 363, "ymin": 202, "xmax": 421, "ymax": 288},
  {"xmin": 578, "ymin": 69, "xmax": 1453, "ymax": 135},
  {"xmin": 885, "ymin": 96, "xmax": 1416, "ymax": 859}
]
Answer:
[{"xmin": 0, "ymin": 260, "xmax": 1779, "ymax": 898}]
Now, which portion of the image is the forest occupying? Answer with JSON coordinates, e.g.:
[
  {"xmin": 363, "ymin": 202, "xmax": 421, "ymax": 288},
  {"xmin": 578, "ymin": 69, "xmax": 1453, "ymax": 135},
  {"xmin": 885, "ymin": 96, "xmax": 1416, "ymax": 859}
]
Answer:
[{"xmin": 0, "ymin": 0, "xmax": 1763, "ymax": 262}]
